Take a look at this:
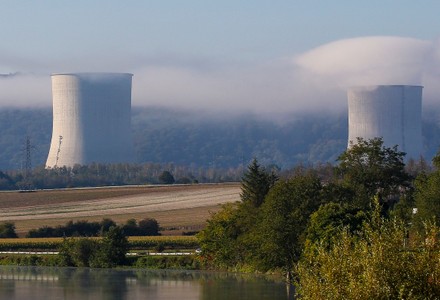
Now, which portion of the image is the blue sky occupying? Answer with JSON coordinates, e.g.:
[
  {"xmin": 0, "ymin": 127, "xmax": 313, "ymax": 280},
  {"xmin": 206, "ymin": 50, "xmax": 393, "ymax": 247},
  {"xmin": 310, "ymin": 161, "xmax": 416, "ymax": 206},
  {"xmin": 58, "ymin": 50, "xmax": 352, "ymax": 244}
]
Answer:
[{"xmin": 1, "ymin": 1, "xmax": 440, "ymax": 114}]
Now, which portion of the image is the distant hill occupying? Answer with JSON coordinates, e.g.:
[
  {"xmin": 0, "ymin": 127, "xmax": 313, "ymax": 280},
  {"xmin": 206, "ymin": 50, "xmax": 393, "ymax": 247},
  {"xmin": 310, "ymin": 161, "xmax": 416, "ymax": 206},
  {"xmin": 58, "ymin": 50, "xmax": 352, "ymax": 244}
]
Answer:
[{"xmin": 0, "ymin": 107, "xmax": 439, "ymax": 171}]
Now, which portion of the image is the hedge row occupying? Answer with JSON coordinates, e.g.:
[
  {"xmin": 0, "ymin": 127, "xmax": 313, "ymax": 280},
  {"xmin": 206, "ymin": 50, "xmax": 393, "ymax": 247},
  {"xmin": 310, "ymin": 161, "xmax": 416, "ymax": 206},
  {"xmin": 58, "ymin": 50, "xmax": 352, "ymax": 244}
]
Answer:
[
  {"xmin": 128, "ymin": 236, "xmax": 199, "ymax": 250},
  {"xmin": 0, "ymin": 238, "xmax": 64, "ymax": 251},
  {"xmin": 0, "ymin": 236, "xmax": 199, "ymax": 251}
]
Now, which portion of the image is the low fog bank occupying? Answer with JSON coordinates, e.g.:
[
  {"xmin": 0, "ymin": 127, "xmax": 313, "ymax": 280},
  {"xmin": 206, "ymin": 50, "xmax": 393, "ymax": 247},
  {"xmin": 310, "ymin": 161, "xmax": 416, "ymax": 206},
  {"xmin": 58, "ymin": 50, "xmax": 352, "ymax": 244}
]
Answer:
[
  {"xmin": 1, "ymin": 36, "xmax": 440, "ymax": 170},
  {"xmin": 0, "ymin": 106, "xmax": 440, "ymax": 171},
  {"xmin": 1, "ymin": 36, "xmax": 439, "ymax": 116}
]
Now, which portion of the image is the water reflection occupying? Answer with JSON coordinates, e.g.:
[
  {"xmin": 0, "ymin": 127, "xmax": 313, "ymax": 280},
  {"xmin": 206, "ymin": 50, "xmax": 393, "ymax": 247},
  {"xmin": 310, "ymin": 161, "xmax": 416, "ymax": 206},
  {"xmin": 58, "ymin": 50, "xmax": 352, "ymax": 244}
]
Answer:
[{"xmin": 0, "ymin": 266, "xmax": 292, "ymax": 300}]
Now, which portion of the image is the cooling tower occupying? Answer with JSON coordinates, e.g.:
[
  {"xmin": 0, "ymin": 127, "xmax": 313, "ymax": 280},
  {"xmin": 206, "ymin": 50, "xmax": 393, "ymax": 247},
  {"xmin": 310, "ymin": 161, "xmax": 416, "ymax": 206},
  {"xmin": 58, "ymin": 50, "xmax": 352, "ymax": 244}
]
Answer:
[
  {"xmin": 46, "ymin": 73, "xmax": 134, "ymax": 168},
  {"xmin": 347, "ymin": 85, "xmax": 423, "ymax": 159}
]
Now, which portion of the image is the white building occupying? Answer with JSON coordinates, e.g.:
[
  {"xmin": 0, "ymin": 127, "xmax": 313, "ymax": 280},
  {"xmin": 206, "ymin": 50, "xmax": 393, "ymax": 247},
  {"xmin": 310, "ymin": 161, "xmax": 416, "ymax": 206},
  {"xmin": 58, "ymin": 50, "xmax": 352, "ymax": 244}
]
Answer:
[
  {"xmin": 46, "ymin": 73, "xmax": 134, "ymax": 168},
  {"xmin": 347, "ymin": 85, "xmax": 423, "ymax": 159}
]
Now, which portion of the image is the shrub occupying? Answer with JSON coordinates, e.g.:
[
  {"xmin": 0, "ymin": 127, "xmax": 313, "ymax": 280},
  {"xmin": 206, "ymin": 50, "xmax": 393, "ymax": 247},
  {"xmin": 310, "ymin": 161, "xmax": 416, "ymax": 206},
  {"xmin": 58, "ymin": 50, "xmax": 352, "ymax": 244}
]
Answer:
[
  {"xmin": 0, "ymin": 222, "xmax": 18, "ymax": 238},
  {"xmin": 0, "ymin": 254, "xmax": 60, "ymax": 266},
  {"xmin": 158, "ymin": 171, "xmax": 175, "ymax": 184},
  {"xmin": 58, "ymin": 226, "xmax": 128, "ymax": 268},
  {"xmin": 296, "ymin": 217, "xmax": 440, "ymax": 299},
  {"xmin": 58, "ymin": 237, "xmax": 99, "ymax": 267},
  {"xmin": 92, "ymin": 226, "xmax": 128, "ymax": 268},
  {"xmin": 26, "ymin": 219, "xmax": 114, "ymax": 238},
  {"xmin": 138, "ymin": 218, "xmax": 160, "ymax": 236}
]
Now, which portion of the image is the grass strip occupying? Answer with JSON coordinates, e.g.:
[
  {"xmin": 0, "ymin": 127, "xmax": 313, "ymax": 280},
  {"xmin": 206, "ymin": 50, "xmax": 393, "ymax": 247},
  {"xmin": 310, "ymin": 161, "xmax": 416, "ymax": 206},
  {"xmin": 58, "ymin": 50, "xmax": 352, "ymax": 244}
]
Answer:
[{"xmin": 0, "ymin": 236, "xmax": 199, "ymax": 251}]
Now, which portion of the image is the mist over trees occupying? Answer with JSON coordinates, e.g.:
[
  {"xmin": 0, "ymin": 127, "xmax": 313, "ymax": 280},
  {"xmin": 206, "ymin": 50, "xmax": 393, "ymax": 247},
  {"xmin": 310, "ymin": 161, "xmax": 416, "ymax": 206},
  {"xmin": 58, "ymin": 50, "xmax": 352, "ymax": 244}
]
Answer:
[
  {"xmin": 0, "ymin": 107, "xmax": 352, "ymax": 171},
  {"xmin": 0, "ymin": 106, "xmax": 440, "ymax": 173}
]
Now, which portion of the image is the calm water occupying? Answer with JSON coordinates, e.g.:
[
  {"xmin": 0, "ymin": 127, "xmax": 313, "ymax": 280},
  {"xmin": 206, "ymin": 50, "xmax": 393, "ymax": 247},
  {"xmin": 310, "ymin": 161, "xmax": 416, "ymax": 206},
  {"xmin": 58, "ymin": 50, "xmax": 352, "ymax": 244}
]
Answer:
[{"xmin": 0, "ymin": 266, "xmax": 294, "ymax": 300}]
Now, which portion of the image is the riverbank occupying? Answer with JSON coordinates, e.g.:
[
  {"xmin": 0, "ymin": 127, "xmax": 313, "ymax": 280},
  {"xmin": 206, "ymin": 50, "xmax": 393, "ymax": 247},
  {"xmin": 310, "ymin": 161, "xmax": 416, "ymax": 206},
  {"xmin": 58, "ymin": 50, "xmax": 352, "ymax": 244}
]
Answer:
[
  {"xmin": 0, "ymin": 253, "xmax": 202, "ymax": 270},
  {"xmin": 0, "ymin": 236, "xmax": 199, "ymax": 251},
  {"xmin": 0, "ymin": 235, "xmax": 203, "ymax": 269}
]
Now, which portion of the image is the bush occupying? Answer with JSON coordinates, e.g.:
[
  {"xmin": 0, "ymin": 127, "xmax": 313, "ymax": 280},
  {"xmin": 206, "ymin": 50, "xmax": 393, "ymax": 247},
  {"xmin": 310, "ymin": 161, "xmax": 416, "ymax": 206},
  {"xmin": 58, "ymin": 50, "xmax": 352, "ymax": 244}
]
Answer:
[
  {"xmin": 58, "ymin": 237, "xmax": 99, "ymax": 267},
  {"xmin": 26, "ymin": 219, "xmax": 117, "ymax": 238},
  {"xmin": 122, "ymin": 218, "xmax": 160, "ymax": 236},
  {"xmin": 100, "ymin": 218, "xmax": 116, "ymax": 234},
  {"xmin": 0, "ymin": 222, "xmax": 18, "ymax": 238},
  {"xmin": 296, "ymin": 216, "xmax": 440, "ymax": 299},
  {"xmin": 0, "ymin": 254, "xmax": 60, "ymax": 266},
  {"xmin": 158, "ymin": 171, "xmax": 175, "ymax": 184},
  {"xmin": 27, "ymin": 226, "xmax": 56, "ymax": 238},
  {"xmin": 58, "ymin": 226, "xmax": 128, "ymax": 268},
  {"xmin": 154, "ymin": 243, "xmax": 165, "ymax": 253},
  {"xmin": 138, "ymin": 218, "xmax": 160, "ymax": 236},
  {"xmin": 92, "ymin": 226, "xmax": 128, "ymax": 268},
  {"xmin": 128, "ymin": 236, "xmax": 198, "ymax": 250},
  {"xmin": 122, "ymin": 219, "xmax": 139, "ymax": 236}
]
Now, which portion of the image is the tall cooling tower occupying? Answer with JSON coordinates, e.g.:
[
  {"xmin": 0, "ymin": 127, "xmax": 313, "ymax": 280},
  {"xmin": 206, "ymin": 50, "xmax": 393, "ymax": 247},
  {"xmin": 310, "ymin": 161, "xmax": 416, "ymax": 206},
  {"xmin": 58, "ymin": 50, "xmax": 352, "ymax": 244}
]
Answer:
[
  {"xmin": 46, "ymin": 73, "xmax": 134, "ymax": 168},
  {"xmin": 347, "ymin": 85, "xmax": 423, "ymax": 159}
]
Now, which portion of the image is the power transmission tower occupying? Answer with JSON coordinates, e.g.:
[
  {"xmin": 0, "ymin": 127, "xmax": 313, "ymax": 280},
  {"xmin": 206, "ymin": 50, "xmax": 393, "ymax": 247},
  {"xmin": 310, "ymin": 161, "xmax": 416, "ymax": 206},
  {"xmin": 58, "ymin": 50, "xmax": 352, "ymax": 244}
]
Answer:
[
  {"xmin": 55, "ymin": 135, "xmax": 63, "ymax": 168},
  {"xmin": 24, "ymin": 136, "xmax": 34, "ymax": 178},
  {"xmin": 19, "ymin": 135, "xmax": 36, "ymax": 191}
]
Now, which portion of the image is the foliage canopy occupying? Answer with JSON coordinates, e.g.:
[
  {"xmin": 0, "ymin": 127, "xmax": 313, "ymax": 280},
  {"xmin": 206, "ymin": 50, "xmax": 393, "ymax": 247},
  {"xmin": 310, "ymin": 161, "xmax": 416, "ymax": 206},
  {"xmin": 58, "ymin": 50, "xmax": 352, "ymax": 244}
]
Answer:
[
  {"xmin": 337, "ymin": 137, "xmax": 410, "ymax": 209},
  {"xmin": 297, "ymin": 215, "xmax": 440, "ymax": 299},
  {"xmin": 240, "ymin": 158, "xmax": 278, "ymax": 207}
]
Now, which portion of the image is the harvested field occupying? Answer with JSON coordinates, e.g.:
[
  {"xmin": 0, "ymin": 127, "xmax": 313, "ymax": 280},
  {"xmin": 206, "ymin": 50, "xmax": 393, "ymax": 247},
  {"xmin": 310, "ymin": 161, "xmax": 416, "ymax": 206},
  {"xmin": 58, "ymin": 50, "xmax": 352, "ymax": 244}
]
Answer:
[{"xmin": 0, "ymin": 183, "xmax": 240, "ymax": 236}]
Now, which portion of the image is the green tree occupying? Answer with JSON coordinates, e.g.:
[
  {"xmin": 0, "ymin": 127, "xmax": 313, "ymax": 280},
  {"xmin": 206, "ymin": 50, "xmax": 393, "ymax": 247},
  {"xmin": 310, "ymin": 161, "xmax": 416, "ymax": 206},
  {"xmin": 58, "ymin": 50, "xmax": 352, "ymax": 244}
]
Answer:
[
  {"xmin": 58, "ymin": 237, "xmax": 99, "ymax": 267},
  {"xmin": 321, "ymin": 181, "xmax": 356, "ymax": 204},
  {"xmin": 58, "ymin": 226, "xmax": 128, "ymax": 268},
  {"xmin": 158, "ymin": 171, "xmax": 175, "ymax": 184},
  {"xmin": 138, "ymin": 218, "xmax": 160, "ymax": 236},
  {"xmin": 413, "ymin": 150, "xmax": 440, "ymax": 227},
  {"xmin": 0, "ymin": 222, "xmax": 18, "ymax": 238},
  {"xmin": 305, "ymin": 202, "xmax": 367, "ymax": 249},
  {"xmin": 99, "ymin": 218, "xmax": 116, "ymax": 235},
  {"xmin": 197, "ymin": 203, "xmax": 245, "ymax": 268},
  {"xmin": 240, "ymin": 158, "xmax": 278, "ymax": 207},
  {"xmin": 197, "ymin": 159, "xmax": 276, "ymax": 270},
  {"xmin": 58, "ymin": 237, "xmax": 75, "ymax": 266},
  {"xmin": 255, "ymin": 173, "xmax": 323, "ymax": 279},
  {"xmin": 122, "ymin": 218, "xmax": 139, "ymax": 236},
  {"xmin": 390, "ymin": 193, "xmax": 415, "ymax": 225},
  {"xmin": 297, "ymin": 215, "xmax": 440, "ymax": 299},
  {"xmin": 337, "ymin": 137, "xmax": 410, "ymax": 210},
  {"xmin": 92, "ymin": 226, "xmax": 128, "ymax": 268}
]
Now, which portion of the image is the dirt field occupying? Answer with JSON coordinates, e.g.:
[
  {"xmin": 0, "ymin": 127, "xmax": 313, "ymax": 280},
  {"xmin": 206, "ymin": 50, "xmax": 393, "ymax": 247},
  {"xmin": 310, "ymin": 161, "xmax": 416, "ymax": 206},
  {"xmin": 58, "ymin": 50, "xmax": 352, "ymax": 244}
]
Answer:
[{"xmin": 0, "ymin": 183, "xmax": 241, "ymax": 236}]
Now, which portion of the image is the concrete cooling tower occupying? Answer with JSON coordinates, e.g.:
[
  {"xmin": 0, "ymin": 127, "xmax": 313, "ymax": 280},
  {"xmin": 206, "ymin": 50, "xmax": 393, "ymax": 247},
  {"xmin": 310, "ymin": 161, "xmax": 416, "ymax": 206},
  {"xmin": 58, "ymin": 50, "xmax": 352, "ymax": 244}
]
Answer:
[
  {"xmin": 46, "ymin": 73, "xmax": 134, "ymax": 168},
  {"xmin": 347, "ymin": 85, "xmax": 423, "ymax": 159}
]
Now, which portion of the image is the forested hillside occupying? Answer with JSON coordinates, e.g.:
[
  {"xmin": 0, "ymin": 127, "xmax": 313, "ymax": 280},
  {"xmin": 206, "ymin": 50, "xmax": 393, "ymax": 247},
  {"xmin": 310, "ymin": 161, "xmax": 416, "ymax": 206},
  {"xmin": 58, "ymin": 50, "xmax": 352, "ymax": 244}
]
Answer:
[{"xmin": 0, "ymin": 107, "xmax": 439, "ymax": 171}]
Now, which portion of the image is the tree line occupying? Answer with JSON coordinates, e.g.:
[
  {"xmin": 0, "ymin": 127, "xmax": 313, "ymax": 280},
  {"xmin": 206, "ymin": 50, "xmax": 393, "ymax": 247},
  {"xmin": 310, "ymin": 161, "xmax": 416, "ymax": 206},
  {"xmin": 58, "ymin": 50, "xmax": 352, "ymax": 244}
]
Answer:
[
  {"xmin": 0, "ymin": 153, "xmax": 428, "ymax": 191},
  {"xmin": 197, "ymin": 138, "xmax": 440, "ymax": 298},
  {"xmin": 0, "ymin": 218, "xmax": 160, "ymax": 238},
  {"xmin": 3, "ymin": 107, "xmax": 440, "ymax": 171},
  {"xmin": 0, "ymin": 162, "xmax": 243, "ymax": 190}
]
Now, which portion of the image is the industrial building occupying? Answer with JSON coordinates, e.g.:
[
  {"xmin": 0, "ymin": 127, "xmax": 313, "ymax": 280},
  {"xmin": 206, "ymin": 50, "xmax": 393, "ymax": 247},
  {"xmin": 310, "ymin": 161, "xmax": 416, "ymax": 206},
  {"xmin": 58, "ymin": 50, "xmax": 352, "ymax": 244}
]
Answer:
[
  {"xmin": 347, "ymin": 85, "xmax": 423, "ymax": 159},
  {"xmin": 46, "ymin": 73, "xmax": 134, "ymax": 168}
]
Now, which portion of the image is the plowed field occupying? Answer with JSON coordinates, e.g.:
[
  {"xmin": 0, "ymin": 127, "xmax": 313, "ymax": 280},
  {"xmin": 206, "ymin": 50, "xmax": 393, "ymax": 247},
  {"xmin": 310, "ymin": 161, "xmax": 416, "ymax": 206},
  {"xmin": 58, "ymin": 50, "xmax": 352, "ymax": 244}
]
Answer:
[{"xmin": 0, "ymin": 183, "xmax": 240, "ymax": 236}]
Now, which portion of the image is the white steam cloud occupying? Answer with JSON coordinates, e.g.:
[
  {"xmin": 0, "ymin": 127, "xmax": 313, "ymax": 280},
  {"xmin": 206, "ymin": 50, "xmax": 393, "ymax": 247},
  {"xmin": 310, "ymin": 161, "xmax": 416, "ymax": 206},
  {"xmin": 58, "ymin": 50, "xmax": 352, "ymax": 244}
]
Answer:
[
  {"xmin": 295, "ymin": 36, "xmax": 431, "ymax": 85},
  {"xmin": 0, "ymin": 73, "xmax": 50, "ymax": 107},
  {"xmin": 0, "ymin": 36, "xmax": 439, "ymax": 114}
]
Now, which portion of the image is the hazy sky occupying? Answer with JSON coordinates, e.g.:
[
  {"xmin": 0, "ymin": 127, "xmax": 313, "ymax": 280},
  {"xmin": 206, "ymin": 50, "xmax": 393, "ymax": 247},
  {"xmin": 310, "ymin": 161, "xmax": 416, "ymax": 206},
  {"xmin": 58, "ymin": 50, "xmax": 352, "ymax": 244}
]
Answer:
[{"xmin": 1, "ymin": 1, "xmax": 440, "ymax": 114}]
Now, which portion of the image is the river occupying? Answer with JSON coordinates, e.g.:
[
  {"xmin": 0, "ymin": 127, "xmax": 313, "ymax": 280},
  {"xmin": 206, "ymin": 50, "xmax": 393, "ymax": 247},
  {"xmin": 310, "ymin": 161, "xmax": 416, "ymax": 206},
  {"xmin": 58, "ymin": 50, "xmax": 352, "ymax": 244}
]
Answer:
[{"xmin": 0, "ymin": 266, "xmax": 294, "ymax": 299}]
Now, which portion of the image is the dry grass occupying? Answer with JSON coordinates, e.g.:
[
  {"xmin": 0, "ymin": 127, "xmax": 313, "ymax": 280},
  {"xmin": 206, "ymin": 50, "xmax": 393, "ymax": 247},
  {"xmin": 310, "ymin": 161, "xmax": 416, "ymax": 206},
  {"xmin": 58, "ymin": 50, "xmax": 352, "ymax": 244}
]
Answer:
[
  {"xmin": 0, "ymin": 183, "xmax": 240, "ymax": 236},
  {"xmin": 0, "ymin": 184, "xmax": 235, "ymax": 208}
]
